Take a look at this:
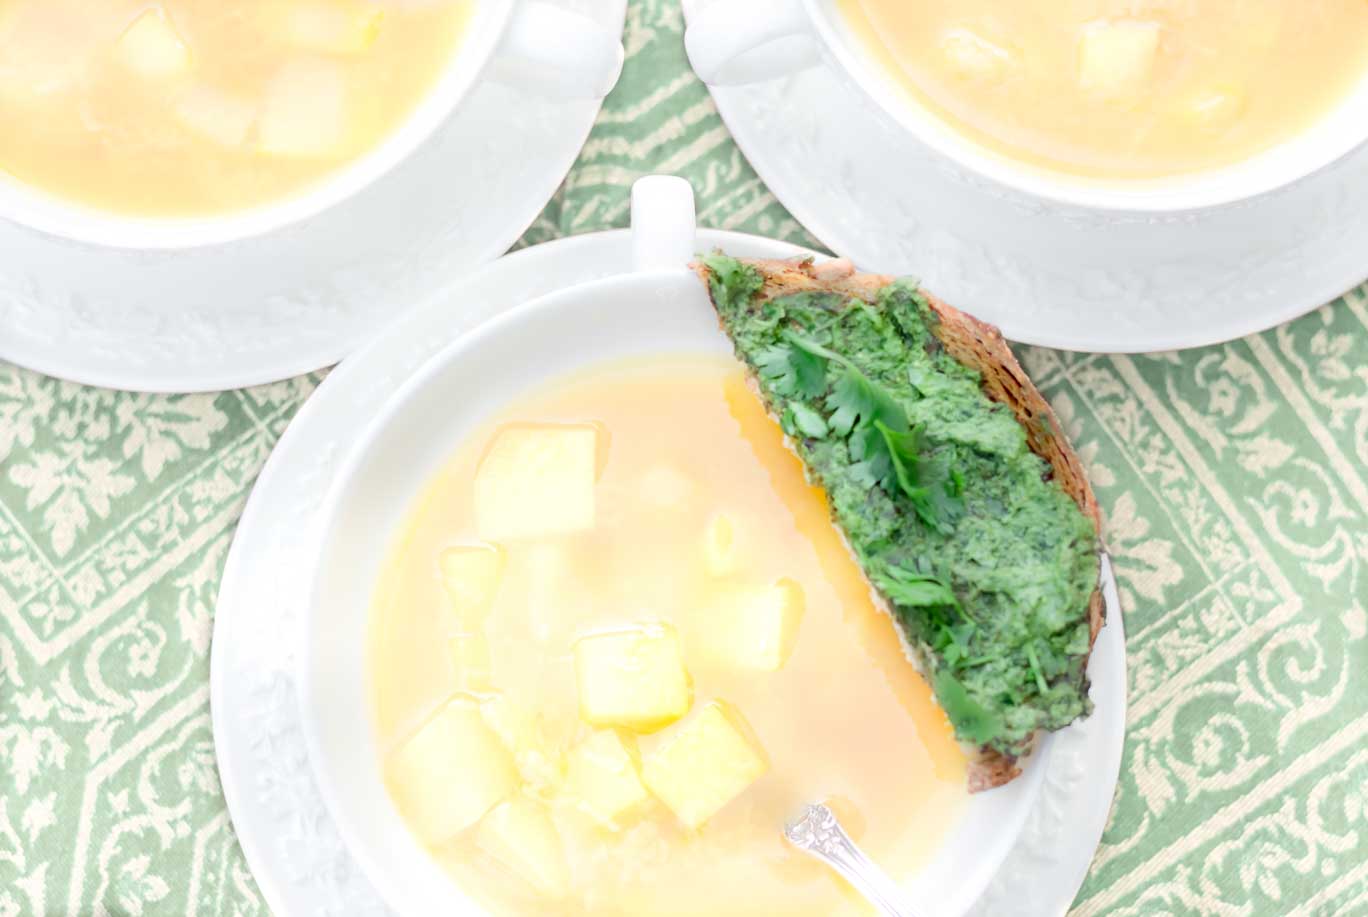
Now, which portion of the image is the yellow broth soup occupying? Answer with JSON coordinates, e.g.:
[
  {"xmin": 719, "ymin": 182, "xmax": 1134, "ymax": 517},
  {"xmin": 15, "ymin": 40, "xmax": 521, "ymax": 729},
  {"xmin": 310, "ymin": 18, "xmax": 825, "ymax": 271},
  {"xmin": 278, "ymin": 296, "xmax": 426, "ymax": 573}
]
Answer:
[
  {"xmin": 838, "ymin": 0, "xmax": 1368, "ymax": 179},
  {"xmin": 369, "ymin": 357, "xmax": 969, "ymax": 916},
  {"xmin": 0, "ymin": 1, "xmax": 473, "ymax": 216}
]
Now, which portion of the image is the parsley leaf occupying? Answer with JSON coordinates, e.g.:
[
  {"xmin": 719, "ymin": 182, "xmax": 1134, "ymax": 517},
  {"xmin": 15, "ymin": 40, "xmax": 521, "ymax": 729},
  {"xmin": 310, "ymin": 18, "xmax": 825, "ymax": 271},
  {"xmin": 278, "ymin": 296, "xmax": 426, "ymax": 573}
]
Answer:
[
  {"xmin": 701, "ymin": 254, "xmax": 763, "ymax": 307},
  {"xmin": 825, "ymin": 366, "xmax": 906, "ymax": 437},
  {"xmin": 880, "ymin": 565, "xmax": 960, "ymax": 609},
  {"xmin": 783, "ymin": 331, "xmax": 845, "ymax": 364},
  {"xmin": 921, "ymin": 457, "xmax": 966, "ymax": 531},
  {"xmin": 788, "ymin": 402, "xmax": 830, "ymax": 439},
  {"xmin": 881, "ymin": 564, "xmax": 978, "ymax": 666},
  {"xmin": 870, "ymin": 422, "xmax": 965, "ymax": 532},
  {"xmin": 801, "ymin": 361, "xmax": 965, "ymax": 532},
  {"xmin": 846, "ymin": 422, "xmax": 888, "ymax": 489},
  {"xmin": 876, "ymin": 420, "xmax": 924, "ymax": 502},
  {"xmin": 756, "ymin": 338, "xmax": 828, "ymax": 399}
]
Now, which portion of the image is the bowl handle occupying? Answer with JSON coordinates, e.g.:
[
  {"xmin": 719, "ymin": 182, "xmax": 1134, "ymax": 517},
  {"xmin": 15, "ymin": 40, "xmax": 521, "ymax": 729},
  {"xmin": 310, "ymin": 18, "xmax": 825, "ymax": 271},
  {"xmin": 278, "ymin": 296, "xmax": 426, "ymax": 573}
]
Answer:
[
  {"xmin": 490, "ymin": 2, "xmax": 625, "ymax": 100},
  {"xmin": 685, "ymin": 0, "xmax": 821, "ymax": 86},
  {"xmin": 630, "ymin": 176, "xmax": 698, "ymax": 273}
]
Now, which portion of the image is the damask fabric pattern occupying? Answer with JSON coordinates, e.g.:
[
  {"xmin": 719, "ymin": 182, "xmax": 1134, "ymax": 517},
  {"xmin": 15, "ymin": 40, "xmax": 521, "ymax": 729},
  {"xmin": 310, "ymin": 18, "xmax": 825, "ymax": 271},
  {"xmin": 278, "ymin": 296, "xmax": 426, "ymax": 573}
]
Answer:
[{"xmin": 0, "ymin": 1, "xmax": 1365, "ymax": 914}]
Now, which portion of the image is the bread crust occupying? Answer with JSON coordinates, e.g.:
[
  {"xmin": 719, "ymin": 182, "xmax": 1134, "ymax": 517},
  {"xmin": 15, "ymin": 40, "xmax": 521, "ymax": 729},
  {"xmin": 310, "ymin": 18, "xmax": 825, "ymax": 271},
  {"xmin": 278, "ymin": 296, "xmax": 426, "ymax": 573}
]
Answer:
[{"xmin": 695, "ymin": 255, "xmax": 1105, "ymax": 791}]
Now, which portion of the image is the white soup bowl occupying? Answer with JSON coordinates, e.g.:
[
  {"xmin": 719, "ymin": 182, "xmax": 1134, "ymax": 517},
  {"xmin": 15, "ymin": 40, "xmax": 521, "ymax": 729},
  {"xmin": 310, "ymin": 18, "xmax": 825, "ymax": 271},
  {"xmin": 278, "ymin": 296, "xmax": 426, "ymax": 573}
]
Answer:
[
  {"xmin": 299, "ymin": 177, "xmax": 1052, "ymax": 917},
  {"xmin": 0, "ymin": 0, "xmax": 623, "ymax": 249}
]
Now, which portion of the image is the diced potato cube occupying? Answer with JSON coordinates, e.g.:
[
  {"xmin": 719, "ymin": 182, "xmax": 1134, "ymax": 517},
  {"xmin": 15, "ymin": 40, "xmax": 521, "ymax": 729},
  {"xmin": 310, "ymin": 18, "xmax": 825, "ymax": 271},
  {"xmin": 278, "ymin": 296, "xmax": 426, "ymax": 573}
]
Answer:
[
  {"xmin": 481, "ymin": 695, "xmax": 566, "ymax": 798},
  {"xmin": 475, "ymin": 425, "xmax": 599, "ymax": 541},
  {"xmin": 642, "ymin": 701, "xmax": 769, "ymax": 830},
  {"xmin": 939, "ymin": 27, "xmax": 1013, "ymax": 81},
  {"xmin": 637, "ymin": 464, "xmax": 694, "ymax": 511},
  {"xmin": 563, "ymin": 730, "xmax": 651, "ymax": 827},
  {"xmin": 476, "ymin": 797, "xmax": 571, "ymax": 899},
  {"xmin": 440, "ymin": 544, "xmax": 505, "ymax": 629},
  {"xmin": 1078, "ymin": 21, "xmax": 1160, "ymax": 98},
  {"xmin": 118, "ymin": 9, "xmax": 192, "ymax": 78},
  {"xmin": 257, "ymin": 59, "xmax": 348, "ymax": 158},
  {"xmin": 448, "ymin": 632, "xmax": 492, "ymax": 692},
  {"xmin": 1183, "ymin": 85, "xmax": 1245, "ymax": 130},
  {"xmin": 702, "ymin": 512, "xmax": 742, "ymax": 577},
  {"xmin": 387, "ymin": 697, "xmax": 518, "ymax": 842},
  {"xmin": 174, "ymin": 85, "xmax": 256, "ymax": 147},
  {"xmin": 282, "ymin": 3, "xmax": 386, "ymax": 54},
  {"xmin": 705, "ymin": 579, "xmax": 805, "ymax": 672},
  {"xmin": 574, "ymin": 624, "xmax": 691, "ymax": 732}
]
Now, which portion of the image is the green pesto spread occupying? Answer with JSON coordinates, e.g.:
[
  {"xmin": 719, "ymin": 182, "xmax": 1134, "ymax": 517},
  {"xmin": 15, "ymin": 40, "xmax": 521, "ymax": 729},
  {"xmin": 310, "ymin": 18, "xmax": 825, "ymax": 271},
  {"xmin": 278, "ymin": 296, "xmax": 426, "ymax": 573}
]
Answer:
[{"xmin": 703, "ymin": 255, "xmax": 1099, "ymax": 758}]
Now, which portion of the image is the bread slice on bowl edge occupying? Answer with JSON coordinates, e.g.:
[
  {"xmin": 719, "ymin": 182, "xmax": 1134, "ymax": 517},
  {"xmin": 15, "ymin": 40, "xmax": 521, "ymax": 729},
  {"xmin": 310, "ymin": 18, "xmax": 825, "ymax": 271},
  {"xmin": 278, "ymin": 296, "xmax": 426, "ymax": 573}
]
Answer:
[{"xmin": 694, "ymin": 255, "xmax": 1105, "ymax": 792}]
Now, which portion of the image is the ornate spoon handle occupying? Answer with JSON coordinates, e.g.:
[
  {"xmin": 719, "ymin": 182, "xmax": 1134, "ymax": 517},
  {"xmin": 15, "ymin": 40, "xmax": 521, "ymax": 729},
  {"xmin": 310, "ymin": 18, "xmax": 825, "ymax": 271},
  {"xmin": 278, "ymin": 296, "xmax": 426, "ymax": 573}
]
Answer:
[{"xmin": 784, "ymin": 803, "xmax": 928, "ymax": 917}]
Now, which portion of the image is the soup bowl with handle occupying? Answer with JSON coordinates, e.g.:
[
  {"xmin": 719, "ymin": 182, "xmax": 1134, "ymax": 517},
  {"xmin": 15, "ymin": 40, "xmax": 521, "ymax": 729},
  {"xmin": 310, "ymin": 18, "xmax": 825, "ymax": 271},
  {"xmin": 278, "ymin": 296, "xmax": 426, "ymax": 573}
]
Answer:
[
  {"xmin": 296, "ymin": 176, "xmax": 1126, "ymax": 916},
  {"xmin": 684, "ymin": 0, "xmax": 1368, "ymax": 213},
  {"xmin": 0, "ymin": 0, "xmax": 623, "ymax": 250}
]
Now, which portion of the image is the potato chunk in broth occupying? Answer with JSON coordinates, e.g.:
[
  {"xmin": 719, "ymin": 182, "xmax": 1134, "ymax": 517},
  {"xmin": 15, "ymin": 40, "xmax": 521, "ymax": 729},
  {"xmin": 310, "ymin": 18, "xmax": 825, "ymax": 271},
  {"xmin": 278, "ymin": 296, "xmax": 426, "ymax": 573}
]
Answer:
[{"xmin": 0, "ymin": 1, "xmax": 473, "ymax": 216}]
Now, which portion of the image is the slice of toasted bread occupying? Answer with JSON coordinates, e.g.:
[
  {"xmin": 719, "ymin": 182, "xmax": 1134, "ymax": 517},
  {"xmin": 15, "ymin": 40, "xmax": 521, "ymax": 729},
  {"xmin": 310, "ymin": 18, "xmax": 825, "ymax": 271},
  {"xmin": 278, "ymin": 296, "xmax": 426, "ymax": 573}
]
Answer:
[{"xmin": 695, "ymin": 255, "xmax": 1105, "ymax": 791}]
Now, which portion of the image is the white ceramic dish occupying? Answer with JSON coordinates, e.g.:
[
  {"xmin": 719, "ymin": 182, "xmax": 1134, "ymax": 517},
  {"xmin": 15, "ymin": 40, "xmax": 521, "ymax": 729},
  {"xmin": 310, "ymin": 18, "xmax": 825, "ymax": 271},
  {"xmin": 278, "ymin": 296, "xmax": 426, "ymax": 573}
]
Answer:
[
  {"xmin": 290, "ymin": 177, "xmax": 1120, "ymax": 915},
  {"xmin": 210, "ymin": 186, "xmax": 1126, "ymax": 917},
  {"xmin": 679, "ymin": 0, "xmax": 1368, "ymax": 353},
  {"xmin": 0, "ymin": 0, "xmax": 625, "ymax": 393},
  {"xmin": 0, "ymin": 0, "xmax": 623, "ymax": 250},
  {"xmin": 685, "ymin": 0, "xmax": 1368, "ymax": 212}
]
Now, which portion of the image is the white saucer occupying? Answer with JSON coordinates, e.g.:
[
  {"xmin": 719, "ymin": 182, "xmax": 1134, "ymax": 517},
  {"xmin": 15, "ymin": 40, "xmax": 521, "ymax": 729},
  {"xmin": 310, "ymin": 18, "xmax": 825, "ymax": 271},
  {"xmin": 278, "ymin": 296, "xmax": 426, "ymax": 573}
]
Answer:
[
  {"xmin": 681, "ymin": 0, "xmax": 1368, "ymax": 353},
  {"xmin": 0, "ymin": 0, "xmax": 625, "ymax": 393},
  {"xmin": 210, "ymin": 223, "xmax": 1127, "ymax": 916}
]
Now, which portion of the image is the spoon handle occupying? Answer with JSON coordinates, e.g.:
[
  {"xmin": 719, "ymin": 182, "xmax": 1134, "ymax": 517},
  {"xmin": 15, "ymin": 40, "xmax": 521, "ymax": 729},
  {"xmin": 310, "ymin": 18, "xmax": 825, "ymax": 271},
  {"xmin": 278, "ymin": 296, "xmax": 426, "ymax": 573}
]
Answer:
[{"xmin": 784, "ymin": 804, "xmax": 927, "ymax": 917}]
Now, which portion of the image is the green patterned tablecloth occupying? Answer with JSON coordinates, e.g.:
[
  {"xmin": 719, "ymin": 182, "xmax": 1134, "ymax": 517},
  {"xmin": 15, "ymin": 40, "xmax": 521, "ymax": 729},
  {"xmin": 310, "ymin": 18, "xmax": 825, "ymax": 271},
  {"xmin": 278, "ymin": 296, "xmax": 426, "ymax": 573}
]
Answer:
[{"xmin": 2, "ymin": 2, "xmax": 1366, "ymax": 914}]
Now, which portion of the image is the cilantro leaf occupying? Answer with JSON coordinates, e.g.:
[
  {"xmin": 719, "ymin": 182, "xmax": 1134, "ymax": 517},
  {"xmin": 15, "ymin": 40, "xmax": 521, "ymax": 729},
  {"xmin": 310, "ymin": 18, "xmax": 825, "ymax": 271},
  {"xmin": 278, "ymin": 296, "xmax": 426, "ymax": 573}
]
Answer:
[
  {"xmin": 788, "ymin": 402, "xmax": 830, "ymax": 439},
  {"xmin": 875, "ymin": 421, "xmax": 924, "ymax": 503},
  {"xmin": 880, "ymin": 566, "xmax": 960, "ymax": 609},
  {"xmin": 871, "ymin": 421, "xmax": 965, "ymax": 532},
  {"xmin": 882, "ymin": 564, "xmax": 975, "ymax": 652},
  {"xmin": 812, "ymin": 364, "xmax": 966, "ymax": 533},
  {"xmin": 701, "ymin": 254, "xmax": 763, "ymax": 308},
  {"xmin": 825, "ymin": 366, "xmax": 906, "ymax": 437},
  {"xmin": 756, "ymin": 339, "xmax": 828, "ymax": 399},
  {"xmin": 756, "ymin": 345, "xmax": 800, "ymax": 396},
  {"xmin": 847, "ymin": 422, "xmax": 889, "ymax": 491},
  {"xmin": 783, "ymin": 331, "xmax": 846, "ymax": 364},
  {"xmin": 921, "ymin": 456, "xmax": 966, "ymax": 531}
]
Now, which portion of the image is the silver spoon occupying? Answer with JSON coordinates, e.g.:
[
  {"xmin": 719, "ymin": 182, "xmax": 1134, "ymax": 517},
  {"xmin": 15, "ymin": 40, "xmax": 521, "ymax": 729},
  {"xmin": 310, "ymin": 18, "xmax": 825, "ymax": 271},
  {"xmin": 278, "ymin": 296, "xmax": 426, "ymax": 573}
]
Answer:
[{"xmin": 784, "ymin": 803, "xmax": 927, "ymax": 917}]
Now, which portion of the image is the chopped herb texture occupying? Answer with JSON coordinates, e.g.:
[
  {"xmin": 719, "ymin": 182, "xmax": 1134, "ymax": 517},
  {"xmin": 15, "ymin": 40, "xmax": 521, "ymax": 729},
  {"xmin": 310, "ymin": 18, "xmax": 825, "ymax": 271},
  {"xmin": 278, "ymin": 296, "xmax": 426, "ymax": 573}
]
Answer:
[{"xmin": 701, "ymin": 254, "xmax": 1099, "ymax": 760}]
